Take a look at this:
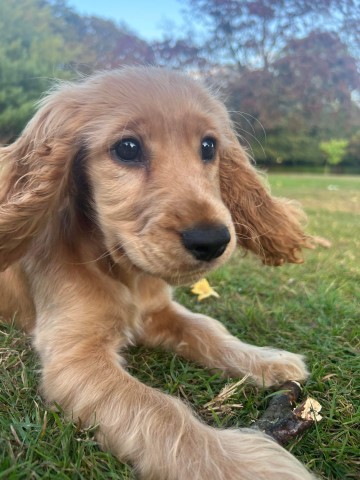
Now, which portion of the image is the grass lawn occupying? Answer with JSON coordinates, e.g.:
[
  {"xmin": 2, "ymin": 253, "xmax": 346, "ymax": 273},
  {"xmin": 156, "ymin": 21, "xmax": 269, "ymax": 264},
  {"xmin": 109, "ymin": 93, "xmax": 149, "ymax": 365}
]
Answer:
[{"xmin": 1, "ymin": 174, "xmax": 359, "ymax": 479}]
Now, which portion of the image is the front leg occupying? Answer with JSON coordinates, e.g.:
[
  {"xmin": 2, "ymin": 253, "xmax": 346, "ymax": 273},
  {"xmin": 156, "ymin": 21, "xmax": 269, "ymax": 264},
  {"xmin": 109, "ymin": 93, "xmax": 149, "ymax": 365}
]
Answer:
[
  {"xmin": 140, "ymin": 302, "xmax": 308, "ymax": 387},
  {"xmin": 34, "ymin": 309, "xmax": 314, "ymax": 480}
]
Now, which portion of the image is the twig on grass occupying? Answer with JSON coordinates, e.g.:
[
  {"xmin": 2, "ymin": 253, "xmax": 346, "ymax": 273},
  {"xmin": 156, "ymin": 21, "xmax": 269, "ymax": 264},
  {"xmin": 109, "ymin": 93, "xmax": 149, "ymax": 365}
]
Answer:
[
  {"xmin": 201, "ymin": 375, "xmax": 250, "ymax": 419},
  {"xmin": 202, "ymin": 378, "xmax": 322, "ymax": 445},
  {"xmin": 251, "ymin": 380, "xmax": 322, "ymax": 445}
]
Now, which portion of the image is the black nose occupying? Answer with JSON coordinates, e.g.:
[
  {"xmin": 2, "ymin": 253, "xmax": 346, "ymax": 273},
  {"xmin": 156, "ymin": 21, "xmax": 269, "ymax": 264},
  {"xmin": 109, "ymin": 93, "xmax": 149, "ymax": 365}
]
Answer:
[{"xmin": 181, "ymin": 225, "xmax": 231, "ymax": 262}]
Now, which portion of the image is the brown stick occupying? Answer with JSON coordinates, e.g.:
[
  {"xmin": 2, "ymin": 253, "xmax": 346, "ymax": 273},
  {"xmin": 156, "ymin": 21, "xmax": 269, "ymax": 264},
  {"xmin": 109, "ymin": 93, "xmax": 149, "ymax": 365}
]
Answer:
[{"xmin": 251, "ymin": 381, "xmax": 316, "ymax": 445}]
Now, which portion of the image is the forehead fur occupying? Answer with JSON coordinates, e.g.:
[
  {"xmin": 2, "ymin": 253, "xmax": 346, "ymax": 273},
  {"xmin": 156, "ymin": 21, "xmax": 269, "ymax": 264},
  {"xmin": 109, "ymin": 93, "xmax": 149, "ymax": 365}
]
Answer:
[
  {"xmin": 82, "ymin": 67, "xmax": 225, "ymax": 114},
  {"xmin": 40, "ymin": 68, "xmax": 230, "ymax": 138}
]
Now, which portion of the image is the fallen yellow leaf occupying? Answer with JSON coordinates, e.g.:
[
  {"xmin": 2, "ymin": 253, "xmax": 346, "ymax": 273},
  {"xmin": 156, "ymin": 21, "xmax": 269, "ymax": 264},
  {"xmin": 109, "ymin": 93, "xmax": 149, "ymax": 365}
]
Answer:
[{"xmin": 191, "ymin": 278, "xmax": 220, "ymax": 301}]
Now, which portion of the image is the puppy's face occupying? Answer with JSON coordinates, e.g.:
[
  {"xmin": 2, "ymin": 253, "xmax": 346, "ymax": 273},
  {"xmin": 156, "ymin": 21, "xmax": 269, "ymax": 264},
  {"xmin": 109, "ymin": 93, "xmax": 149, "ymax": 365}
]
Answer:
[{"xmin": 80, "ymin": 69, "xmax": 237, "ymax": 284}]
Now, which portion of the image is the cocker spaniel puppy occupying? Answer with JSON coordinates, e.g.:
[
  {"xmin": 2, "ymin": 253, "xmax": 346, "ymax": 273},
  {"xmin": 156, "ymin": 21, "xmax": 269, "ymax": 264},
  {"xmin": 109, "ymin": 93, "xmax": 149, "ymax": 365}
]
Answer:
[{"xmin": 0, "ymin": 67, "xmax": 315, "ymax": 479}]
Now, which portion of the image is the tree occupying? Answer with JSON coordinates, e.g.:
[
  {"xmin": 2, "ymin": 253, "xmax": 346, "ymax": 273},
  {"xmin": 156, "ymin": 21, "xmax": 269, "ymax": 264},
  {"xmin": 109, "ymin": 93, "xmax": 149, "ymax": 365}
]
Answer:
[
  {"xmin": 0, "ymin": 0, "xmax": 75, "ymax": 141},
  {"xmin": 49, "ymin": 1, "xmax": 155, "ymax": 70},
  {"xmin": 320, "ymin": 139, "xmax": 349, "ymax": 172},
  {"xmin": 0, "ymin": 0, "xmax": 156, "ymax": 139},
  {"xmin": 186, "ymin": 0, "xmax": 360, "ymax": 71},
  {"xmin": 273, "ymin": 31, "xmax": 360, "ymax": 131},
  {"xmin": 215, "ymin": 31, "xmax": 359, "ymax": 165},
  {"xmin": 180, "ymin": 1, "xmax": 360, "ymax": 169},
  {"xmin": 152, "ymin": 37, "xmax": 207, "ymax": 70},
  {"xmin": 346, "ymin": 130, "xmax": 360, "ymax": 169}
]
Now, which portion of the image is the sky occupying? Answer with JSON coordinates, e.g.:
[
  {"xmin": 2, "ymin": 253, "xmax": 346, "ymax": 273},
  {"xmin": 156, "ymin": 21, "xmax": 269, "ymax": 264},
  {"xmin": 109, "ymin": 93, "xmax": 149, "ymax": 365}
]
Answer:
[{"xmin": 68, "ymin": 0, "xmax": 185, "ymax": 41}]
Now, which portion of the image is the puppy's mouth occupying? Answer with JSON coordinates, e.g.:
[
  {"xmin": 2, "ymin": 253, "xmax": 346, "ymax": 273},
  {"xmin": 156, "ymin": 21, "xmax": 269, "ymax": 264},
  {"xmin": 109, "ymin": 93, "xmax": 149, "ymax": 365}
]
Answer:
[
  {"xmin": 111, "ymin": 246, "xmax": 223, "ymax": 286},
  {"xmin": 110, "ymin": 222, "xmax": 234, "ymax": 285},
  {"xmin": 163, "ymin": 269, "xmax": 213, "ymax": 287}
]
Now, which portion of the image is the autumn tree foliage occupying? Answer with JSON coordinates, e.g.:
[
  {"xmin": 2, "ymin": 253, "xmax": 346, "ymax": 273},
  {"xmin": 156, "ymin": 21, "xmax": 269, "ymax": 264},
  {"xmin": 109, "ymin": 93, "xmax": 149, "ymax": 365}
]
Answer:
[
  {"xmin": 0, "ymin": 0, "xmax": 155, "ymax": 140},
  {"xmin": 184, "ymin": 0, "xmax": 360, "ymax": 169},
  {"xmin": 220, "ymin": 30, "xmax": 360, "ymax": 168},
  {"xmin": 49, "ymin": 0, "xmax": 155, "ymax": 70},
  {"xmin": 186, "ymin": 0, "xmax": 360, "ymax": 70},
  {"xmin": 0, "ymin": 0, "xmax": 76, "ymax": 140},
  {"xmin": 0, "ymin": 0, "xmax": 359, "ymax": 171}
]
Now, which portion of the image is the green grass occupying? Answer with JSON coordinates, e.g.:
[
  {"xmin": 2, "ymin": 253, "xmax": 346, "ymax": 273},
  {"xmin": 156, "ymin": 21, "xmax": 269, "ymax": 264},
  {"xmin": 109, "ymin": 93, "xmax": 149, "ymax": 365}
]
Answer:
[{"xmin": 1, "ymin": 174, "xmax": 359, "ymax": 479}]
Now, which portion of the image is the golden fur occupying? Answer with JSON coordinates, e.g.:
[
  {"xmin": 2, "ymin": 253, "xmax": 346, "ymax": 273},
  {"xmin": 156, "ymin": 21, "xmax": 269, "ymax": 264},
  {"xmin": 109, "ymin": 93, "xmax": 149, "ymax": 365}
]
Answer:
[{"xmin": 0, "ymin": 67, "xmax": 316, "ymax": 479}]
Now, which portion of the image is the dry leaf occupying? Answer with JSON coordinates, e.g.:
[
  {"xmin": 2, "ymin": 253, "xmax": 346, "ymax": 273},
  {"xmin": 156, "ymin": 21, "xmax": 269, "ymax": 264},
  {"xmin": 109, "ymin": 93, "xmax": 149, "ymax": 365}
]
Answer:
[
  {"xmin": 191, "ymin": 278, "xmax": 220, "ymax": 301},
  {"xmin": 295, "ymin": 397, "xmax": 323, "ymax": 422}
]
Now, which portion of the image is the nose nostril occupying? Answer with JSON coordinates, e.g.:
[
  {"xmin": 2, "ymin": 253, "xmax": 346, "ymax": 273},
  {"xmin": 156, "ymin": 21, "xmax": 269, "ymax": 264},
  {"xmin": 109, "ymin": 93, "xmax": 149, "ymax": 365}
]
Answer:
[
  {"xmin": 214, "ymin": 243, "xmax": 227, "ymax": 257},
  {"xmin": 181, "ymin": 225, "xmax": 231, "ymax": 262}
]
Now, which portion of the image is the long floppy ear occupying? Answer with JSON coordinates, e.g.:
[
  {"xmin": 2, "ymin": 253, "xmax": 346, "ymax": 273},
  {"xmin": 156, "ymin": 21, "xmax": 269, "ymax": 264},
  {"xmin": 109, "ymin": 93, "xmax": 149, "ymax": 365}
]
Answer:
[
  {"xmin": 220, "ymin": 132, "xmax": 312, "ymax": 266},
  {"xmin": 0, "ymin": 87, "xmax": 82, "ymax": 270}
]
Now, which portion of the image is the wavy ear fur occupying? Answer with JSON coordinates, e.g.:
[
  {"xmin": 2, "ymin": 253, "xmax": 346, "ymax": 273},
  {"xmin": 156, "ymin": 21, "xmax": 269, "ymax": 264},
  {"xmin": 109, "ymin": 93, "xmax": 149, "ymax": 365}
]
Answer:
[
  {"xmin": 220, "ymin": 133, "xmax": 312, "ymax": 266},
  {"xmin": 0, "ymin": 87, "xmax": 82, "ymax": 270}
]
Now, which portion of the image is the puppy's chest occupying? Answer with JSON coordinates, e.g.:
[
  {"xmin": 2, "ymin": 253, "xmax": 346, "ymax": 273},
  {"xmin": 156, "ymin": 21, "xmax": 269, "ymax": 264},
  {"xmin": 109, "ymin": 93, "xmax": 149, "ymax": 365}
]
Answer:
[{"xmin": 114, "ymin": 276, "xmax": 171, "ymax": 343}]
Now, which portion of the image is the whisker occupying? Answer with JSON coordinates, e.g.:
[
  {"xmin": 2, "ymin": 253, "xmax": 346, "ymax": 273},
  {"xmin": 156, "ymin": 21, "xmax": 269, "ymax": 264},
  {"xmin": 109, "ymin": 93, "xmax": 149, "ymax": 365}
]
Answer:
[
  {"xmin": 68, "ymin": 236, "xmax": 137, "ymax": 266},
  {"xmin": 230, "ymin": 123, "xmax": 267, "ymax": 160}
]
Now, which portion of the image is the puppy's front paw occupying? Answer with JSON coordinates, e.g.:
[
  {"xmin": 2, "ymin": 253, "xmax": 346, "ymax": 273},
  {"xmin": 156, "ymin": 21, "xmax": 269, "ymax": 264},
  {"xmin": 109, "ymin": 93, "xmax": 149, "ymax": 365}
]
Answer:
[{"xmin": 252, "ymin": 348, "xmax": 309, "ymax": 387}]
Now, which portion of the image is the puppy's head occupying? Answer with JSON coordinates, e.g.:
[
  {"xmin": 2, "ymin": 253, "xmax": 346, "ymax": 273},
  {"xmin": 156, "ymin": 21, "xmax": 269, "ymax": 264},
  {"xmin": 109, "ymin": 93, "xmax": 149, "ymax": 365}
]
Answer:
[{"xmin": 0, "ymin": 67, "xmax": 310, "ymax": 283}]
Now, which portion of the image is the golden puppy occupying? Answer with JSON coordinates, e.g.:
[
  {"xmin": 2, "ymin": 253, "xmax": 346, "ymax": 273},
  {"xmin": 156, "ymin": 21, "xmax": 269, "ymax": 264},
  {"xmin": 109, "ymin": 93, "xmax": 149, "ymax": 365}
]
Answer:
[{"xmin": 0, "ymin": 67, "xmax": 315, "ymax": 479}]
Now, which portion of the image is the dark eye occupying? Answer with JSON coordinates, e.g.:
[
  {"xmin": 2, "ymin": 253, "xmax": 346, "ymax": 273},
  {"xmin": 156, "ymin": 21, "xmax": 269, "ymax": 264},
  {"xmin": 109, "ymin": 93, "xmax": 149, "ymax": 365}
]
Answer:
[
  {"xmin": 201, "ymin": 137, "xmax": 217, "ymax": 162},
  {"xmin": 111, "ymin": 138, "xmax": 142, "ymax": 163}
]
